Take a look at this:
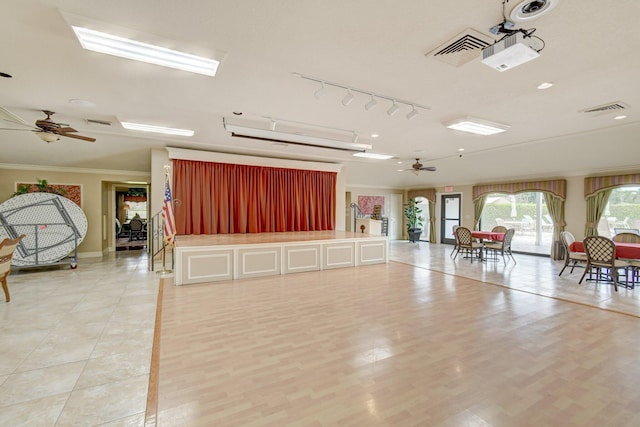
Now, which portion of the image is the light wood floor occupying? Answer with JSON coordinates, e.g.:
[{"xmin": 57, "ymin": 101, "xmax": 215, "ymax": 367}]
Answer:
[{"xmin": 152, "ymin": 242, "xmax": 640, "ymax": 426}]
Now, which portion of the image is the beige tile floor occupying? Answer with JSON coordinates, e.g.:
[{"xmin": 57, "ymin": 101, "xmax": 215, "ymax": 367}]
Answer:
[
  {"xmin": 0, "ymin": 250, "xmax": 158, "ymax": 426},
  {"xmin": 1, "ymin": 241, "xmax": 639, "ymax": 426}
]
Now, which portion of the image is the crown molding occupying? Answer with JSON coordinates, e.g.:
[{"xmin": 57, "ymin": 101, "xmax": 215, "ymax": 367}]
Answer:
[{"xmin": 0, "ymin": 163, "xmax": 150, "ymax": 177}]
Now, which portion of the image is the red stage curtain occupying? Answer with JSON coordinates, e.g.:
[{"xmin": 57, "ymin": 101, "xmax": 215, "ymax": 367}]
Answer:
[{"xmin": 173, "ymin": 159, "xmax": 336, "ymax": 234}]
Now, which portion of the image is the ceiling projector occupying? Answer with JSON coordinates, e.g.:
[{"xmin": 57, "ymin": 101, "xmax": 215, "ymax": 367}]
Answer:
[{"xmin": 481, "ymin": 32, "xmax": 540, "ymax": 72}]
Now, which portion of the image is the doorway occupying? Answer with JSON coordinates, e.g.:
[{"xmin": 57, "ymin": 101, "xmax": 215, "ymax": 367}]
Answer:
[
  {"xmin": 389, "ymin": 194, "xmax": 402, "ymax": 239},
  {"xmin": 440, "ymin": 194, "xmax": 461, "ymax": 245}
]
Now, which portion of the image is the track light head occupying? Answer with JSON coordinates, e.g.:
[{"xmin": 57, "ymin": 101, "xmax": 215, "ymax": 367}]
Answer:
[
  {"xmin": 406, "ymin": 106, "xmax": 419, "ymax": 120},
  {"xmin": 387, "ymin": 101, "xmax": 399, "ymax": 116},
  {"xmin": 342, "ymin": 89, "xmax": 354, "ymax": 106},
  {"xmin": 314, "ymin": 81, "xmax": 325, "ymax": 99},
  {"xmin": 351, "ymin": 133, "xmax": 359, "ymax": 143},
  {"xmin": 365, "ymin": 95, "xmax": 377, "ymax": 111},
  {"xmin": 269, "ymin": 119, "xmax": 277, "ymax": 131}
]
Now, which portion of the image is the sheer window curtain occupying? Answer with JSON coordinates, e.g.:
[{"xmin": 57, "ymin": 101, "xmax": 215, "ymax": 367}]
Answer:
[{"xmin": 173, "ymin": 159, "xmax": 336, "ymax": 234}]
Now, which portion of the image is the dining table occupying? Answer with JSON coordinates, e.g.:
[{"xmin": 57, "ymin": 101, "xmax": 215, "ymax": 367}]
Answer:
[
  {"xmin": 570, "ymin": 241, "xmax": 640, "ymax": 260},
  {"xmin": 471, "ymin": 231, "xmax": 505, "ymax": 242}
]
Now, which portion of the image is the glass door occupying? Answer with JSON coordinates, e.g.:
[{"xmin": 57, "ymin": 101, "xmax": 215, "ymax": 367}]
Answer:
[{"xmin": 441, "ymin": 194, "xmax": 461, "ymax": 245}]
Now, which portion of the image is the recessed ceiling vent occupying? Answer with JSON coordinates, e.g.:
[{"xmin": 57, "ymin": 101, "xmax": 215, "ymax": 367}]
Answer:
[
  {"xmin": 426, "ymin": 29, "xmax": 494, "ymax": 67},
  {"xmin": 580, "ymin": 101, "xmax": 630, "ymax": 116},
  {"xmin": 85, "ymin": 118, "xmax": 113, "ymax": 126}
]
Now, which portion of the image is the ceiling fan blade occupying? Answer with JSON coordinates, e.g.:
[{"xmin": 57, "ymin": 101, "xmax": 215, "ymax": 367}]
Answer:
[
  {"xmin": 55, "ymin": 127, "xmax": 78, "ymax": 133},
  {"xmin": 61, "ymin": 133, "xmax": 96, "ymax": 142},
  {"xmin": 421, "ymin": 166, "xmax": 437, "ymax": 172},
  {"xmin": 0, "ymin": 106, "xmax": 32, "ymax": 127}
]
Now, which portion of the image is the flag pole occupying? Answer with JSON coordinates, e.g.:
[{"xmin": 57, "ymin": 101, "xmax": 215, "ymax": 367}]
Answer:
[{"xmin": 156, "ymin": 164, "xmax": 174, "ymax": 275}]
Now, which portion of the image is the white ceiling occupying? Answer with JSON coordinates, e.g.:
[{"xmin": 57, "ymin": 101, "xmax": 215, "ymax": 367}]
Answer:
[{"xmin": 1, "ymin": 0, "xmax": 639, "ymax": 188}]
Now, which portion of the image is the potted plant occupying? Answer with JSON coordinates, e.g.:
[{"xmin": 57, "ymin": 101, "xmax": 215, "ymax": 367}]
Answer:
[{"xmin": 404, "ymin": 198, "xmax": 424, "ymax": 242}]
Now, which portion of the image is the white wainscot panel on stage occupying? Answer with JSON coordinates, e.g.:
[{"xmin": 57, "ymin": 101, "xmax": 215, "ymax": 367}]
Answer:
[
  {"xmin": 174, "ymin": 231, "xmax": 388, "ymax": 286},
  {"xmin": 237, "ymin": 247, "xmax": 281, "ymax": 279},
  {"xmin": 357, "ymin": 241, "xmax": 387, "ymax": 265},
  {"xmin": 180, "ymin": 249, "xmax": 233, "ymax": 285},
  {"xmin": 323, "ymin": 243, "xmax": 355, "ymax": 269},
  {"xmin": 284, "ymin": 244, "xmax": 320, "ymax": 274}
]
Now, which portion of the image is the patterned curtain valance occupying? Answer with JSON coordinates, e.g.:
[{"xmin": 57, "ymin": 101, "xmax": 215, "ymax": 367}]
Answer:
[
  {"xmin": 473, "ymin": 179, "xmax": 566, "ymax": 201},
  {"xmin": 584, "ymin": 173, "xmax": 640, "ymax": 198},
  {"xmin": 408, "ymin": 188, "xmax": 436, "ymax": 204}
]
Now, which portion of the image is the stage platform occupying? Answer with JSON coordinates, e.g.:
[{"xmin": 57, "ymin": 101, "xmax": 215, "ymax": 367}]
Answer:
[{"xmin": 174, "ymin": 231, "xmax": 388, "ymax": 285}]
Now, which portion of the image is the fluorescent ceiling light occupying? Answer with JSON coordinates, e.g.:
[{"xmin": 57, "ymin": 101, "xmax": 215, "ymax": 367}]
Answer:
[
  {"xmin": 224, "ymin": 121, "xmax": 372, "ymax": 152},
  {"xmin": 444, "ymin": 117, "xmax": 509, "ymax": 135},
  {"xmin": 71, "ymin": 26, "xmax": 220, "ymax": 76},
  {"xmin": 121, "ymin": 121, "xmax": 194, "ymax": 136},
  {"xmin": 353, "ymin": 152, "xmax": 394, "ymax": 160}
]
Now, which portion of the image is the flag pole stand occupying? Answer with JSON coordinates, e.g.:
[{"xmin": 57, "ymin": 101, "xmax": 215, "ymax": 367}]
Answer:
[{"xmin": 155, "ymin": 244, "xmax": 173, "ymax": 275}]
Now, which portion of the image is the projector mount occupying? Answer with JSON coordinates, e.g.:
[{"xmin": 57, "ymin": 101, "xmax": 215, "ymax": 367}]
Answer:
[{"xmin": 489, "ymin": 0, "xmax": 546, "ymax": 51}]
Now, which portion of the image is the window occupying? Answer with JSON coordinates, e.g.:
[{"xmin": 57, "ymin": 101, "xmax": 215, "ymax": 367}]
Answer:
[
  {"xmin": 480, "ymin": 192, "xmax": 552, "ymax": 255},
  {"xmin": 600, "ymin": 186, "xmax": 640, "ymax": 237},
  {"xmin": 126, "ymin": 201, "xmax": 147, "ymax": 220},
  {"xmin": 415, "ymin": 197, "xmax": 430, "ymax": 241}
]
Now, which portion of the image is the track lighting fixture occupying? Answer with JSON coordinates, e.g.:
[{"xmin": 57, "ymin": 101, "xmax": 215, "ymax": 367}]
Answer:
[
  {"xmin": 365, "ymin": 95, "xmax": 377, "ymax": 111},
  {"xmin": 406, "ymin": 105, "xmax": 419, "ymax": 120},
  {"xmin": 342, "ymin": 89, "xmax": 354, "ymax": 106},
  {"xmin": 314, "ymin": 81, "xmax": 325, "ymax": 99},
  {"xmin": 387, "ymin": 101, "xmax": 399, "ymax": 117},
  {"xmin": 293, "ymin": 72, "xmax": 430, "ymax": 120}
]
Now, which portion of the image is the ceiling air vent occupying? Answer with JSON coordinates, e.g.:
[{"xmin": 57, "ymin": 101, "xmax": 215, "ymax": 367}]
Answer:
[
  {"xmin": 85, "ymin": 118, "xmax": 113, "ymax": 126},
  {"xmin": 580, "ymin": 101, "xmax": 630, "ymax": 116},
  {"xmin": 426, "ymin": 29, "xmax": 494, "ymax": 67}
]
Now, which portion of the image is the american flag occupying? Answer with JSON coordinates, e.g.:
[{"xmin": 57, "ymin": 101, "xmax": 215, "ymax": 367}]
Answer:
[{"xmin": 162, "ymin": 175, "xmax": 176, "ymax": 247}]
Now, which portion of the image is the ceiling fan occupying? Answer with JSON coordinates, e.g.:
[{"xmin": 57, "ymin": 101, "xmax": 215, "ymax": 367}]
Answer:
[
  {"xmin": 0, "ymin": 108, "xmax": 96, "ymax": 143},
  {"xmin": 405, "ymin": 158, "xmax": 437, "ymax": 175}
]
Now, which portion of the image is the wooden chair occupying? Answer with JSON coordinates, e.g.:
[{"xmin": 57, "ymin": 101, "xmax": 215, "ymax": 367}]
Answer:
[
  {"xmin": 0, "ymin": 235, "xmax": 25, "ymax": 302},
  {"xmin": 612, "ymin": 232, "xmax": 640, "ymax": 243},
  {"xmin": 612, "ymin": 232, "xmax": 640, "ymax": 286},
  {"xmin": 454, "ymin": 227, "xmax": 483, "ymax": 263},
  {"xmin": 450, "ymin": 225, "xmax": 461, "ymax": 258},
  {"xmin": 558, "ymin": 231, "xmax": 588, "ymax": 276},
  {"xmin": 484, "ymin": 228, "xmax": 516, "ymax": 264},
  {"xmin": 579, "ymin": 236, "xmax": 629, "ymax": 292}
]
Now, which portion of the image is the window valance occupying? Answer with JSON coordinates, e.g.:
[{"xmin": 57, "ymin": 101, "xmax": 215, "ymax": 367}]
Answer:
[
  {"xmin": 473, "ymin": 179, "xmax": 566, "ymax": 201},
  {"xmin": 584, "ymin": 173, "xmax": 640, "ymax": 198},
  {"xmin": 407, "ymin": 188, "xmax": 436, "ymax": 204}
]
